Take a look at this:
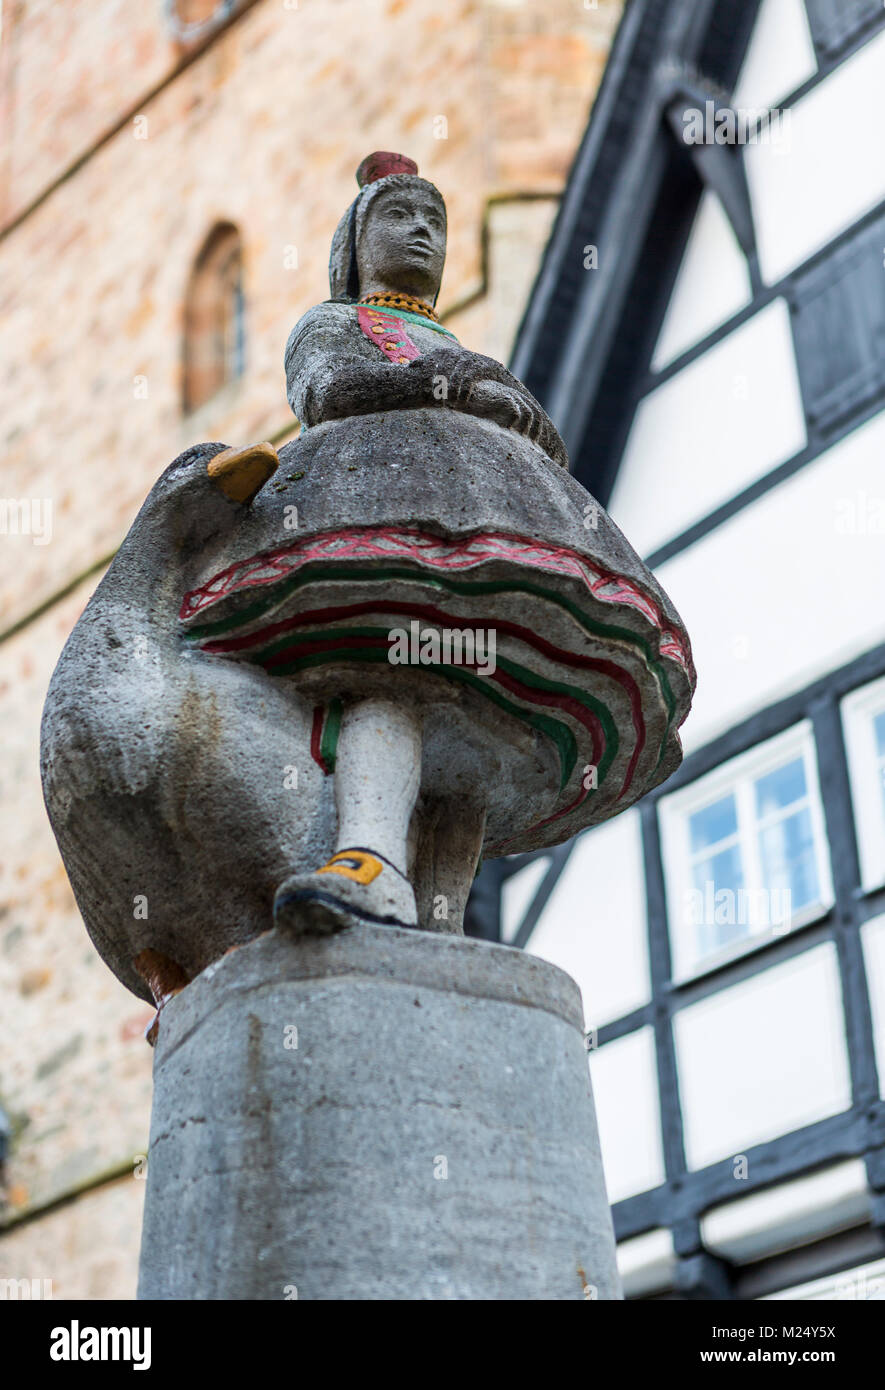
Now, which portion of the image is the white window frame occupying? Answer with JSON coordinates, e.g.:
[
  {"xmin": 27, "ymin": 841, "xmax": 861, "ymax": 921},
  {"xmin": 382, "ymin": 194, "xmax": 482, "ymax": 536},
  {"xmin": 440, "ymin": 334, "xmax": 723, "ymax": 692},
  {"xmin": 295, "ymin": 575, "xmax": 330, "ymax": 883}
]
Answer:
[
  {"xmin": 659, "ymin": 722, "xmax": 834, "ymax": 982},
  {"xmin": 841, "ymin": 675, "xmax": 885, "ymax": 892}
]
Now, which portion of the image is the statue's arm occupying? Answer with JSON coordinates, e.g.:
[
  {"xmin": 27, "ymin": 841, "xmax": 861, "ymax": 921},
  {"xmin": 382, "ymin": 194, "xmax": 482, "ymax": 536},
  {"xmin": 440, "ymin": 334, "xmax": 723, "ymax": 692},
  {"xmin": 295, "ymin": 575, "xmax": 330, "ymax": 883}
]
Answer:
[
  {"xmin": 291, "ymin": 353, "xmax": 431, "ymax": 427},
  {"xmin": 286, "ymin": 306, "xmax": 434, "ymax": 426},
  {"xmin": 285, "ymin": 307, "xmax": 568, "ymax": 466}
]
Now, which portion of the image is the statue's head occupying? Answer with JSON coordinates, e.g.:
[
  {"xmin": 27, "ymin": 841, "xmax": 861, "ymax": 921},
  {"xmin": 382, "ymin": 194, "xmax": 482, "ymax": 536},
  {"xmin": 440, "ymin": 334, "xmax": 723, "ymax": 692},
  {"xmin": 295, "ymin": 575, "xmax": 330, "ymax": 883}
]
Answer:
[{"xmin": 329, "ymin": 153, "xmax": 447, "ymax": 305}]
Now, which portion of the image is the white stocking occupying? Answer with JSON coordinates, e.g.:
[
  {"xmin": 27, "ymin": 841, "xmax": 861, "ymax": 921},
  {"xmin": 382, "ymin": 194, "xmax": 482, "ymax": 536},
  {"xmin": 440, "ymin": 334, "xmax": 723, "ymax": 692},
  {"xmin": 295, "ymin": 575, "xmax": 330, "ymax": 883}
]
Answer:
[{"xmin": 333, "ymin": 700, "xmax": 421, "ymax": 875}]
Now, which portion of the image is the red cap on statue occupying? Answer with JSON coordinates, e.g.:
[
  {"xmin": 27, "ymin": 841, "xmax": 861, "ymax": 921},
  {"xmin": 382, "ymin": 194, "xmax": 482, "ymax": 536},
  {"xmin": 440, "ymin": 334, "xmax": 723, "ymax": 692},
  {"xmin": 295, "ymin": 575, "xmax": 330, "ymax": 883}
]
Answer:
[{"xmin": 356, "ymin": 152, "xmax": 419, "ymax": 188}]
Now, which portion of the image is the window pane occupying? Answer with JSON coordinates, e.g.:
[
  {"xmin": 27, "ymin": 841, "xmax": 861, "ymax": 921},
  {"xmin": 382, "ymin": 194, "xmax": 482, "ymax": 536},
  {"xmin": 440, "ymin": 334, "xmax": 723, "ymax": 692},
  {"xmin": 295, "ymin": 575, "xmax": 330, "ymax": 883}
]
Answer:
[
  {"xmin": 661, "ymin": 724, "xmax": 832, "ymax": 977},
  {"xmin": 688, "ymin": 794, "xmax": 737, "ymax": 853},
  {"xmin": 691, "ymin": 844, "xmax": 747, "ymax": 957},
  {"xmin": 754, "ymin": 757, "xmax": 807, "ymax": 818},
  {"xmin": 758, "ymin": 807, "xmax": 820, "ymax": 911},
  {"xmin": 692, "ymin": 844, "xmax": 744, "ymax": 898}
]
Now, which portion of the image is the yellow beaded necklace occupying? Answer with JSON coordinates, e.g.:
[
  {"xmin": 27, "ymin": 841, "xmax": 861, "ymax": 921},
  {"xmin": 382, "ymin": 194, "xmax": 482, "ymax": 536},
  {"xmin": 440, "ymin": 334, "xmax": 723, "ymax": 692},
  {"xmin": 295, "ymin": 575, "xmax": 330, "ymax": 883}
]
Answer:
[{"xmin": 358, "ymin": 291, "xmax": 440, "ymax": 324}]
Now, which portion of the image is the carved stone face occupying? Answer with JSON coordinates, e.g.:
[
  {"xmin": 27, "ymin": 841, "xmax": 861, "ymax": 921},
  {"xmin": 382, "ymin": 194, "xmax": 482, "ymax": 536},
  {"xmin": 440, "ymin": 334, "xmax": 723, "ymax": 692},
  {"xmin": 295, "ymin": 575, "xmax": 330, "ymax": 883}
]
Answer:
[{"xmin": 355, "ymin": 183, "xmax": 447, "ymax": 301}]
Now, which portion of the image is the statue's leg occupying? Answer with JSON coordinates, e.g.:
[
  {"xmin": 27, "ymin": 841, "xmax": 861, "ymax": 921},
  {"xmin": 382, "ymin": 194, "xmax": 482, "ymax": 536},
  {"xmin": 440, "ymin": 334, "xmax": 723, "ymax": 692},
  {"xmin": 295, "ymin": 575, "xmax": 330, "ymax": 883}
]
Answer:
[
  {"xmin": 333, "ymin": 699, "xmax": 421, "ymax": 872},
  {"xmin": 274, "ymin": 700, "xmax": 421, "ymax": 934},
  {"xmin": 411, "ymin": 798, "xmax": 486, "ymax": 934}
]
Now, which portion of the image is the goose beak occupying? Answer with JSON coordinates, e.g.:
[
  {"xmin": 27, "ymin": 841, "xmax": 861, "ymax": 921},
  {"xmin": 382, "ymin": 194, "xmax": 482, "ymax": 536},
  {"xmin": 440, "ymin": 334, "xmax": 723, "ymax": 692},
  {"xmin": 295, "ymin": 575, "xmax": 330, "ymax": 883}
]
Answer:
[{"xmin": 207, "ymin": 441, "xmax": 278, "ymax": 504}]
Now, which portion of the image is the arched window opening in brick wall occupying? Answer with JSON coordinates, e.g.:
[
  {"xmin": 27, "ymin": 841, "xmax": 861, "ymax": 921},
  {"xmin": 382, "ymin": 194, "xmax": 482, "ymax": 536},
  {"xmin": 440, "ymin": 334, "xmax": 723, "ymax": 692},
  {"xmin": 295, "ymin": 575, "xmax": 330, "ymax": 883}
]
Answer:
[{"xmin": 183, "ymin": 222, "xmax": 245, "ymax": 414}]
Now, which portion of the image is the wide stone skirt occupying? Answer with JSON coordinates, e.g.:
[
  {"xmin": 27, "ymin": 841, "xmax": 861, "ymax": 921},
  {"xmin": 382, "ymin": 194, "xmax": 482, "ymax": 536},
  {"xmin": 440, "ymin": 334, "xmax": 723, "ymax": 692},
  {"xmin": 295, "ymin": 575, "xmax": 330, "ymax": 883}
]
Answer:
[{"xmin": 179, "ymin": 409, "xmax": 695, "ymax": 855}]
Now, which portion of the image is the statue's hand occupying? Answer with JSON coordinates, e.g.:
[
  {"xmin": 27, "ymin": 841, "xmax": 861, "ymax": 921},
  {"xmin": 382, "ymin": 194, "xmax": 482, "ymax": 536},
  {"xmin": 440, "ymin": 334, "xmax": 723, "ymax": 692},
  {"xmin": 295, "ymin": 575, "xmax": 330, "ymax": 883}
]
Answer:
[
  {"xmin": 408, "ymin": 346, "xmax": 503, "ymax": 407},
  {"xmin": 470, "ymin": 381, "xmax": 568, "ymax": 467},
  {"xmin": 406, "ymin": 347, "xmax": 569, "ymax": 466}
]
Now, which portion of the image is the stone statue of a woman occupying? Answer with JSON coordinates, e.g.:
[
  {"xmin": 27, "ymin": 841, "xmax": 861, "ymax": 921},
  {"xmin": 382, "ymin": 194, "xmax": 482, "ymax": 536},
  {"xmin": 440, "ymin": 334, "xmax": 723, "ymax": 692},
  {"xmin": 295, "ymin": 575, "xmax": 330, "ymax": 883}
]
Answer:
[
  {"xmin": 42, "ymin": 152, "xmax": 694, "ymax": 1023},
  {"xmin": 287, "ymin": 151, "xmax": 568, "ymax": 466}
]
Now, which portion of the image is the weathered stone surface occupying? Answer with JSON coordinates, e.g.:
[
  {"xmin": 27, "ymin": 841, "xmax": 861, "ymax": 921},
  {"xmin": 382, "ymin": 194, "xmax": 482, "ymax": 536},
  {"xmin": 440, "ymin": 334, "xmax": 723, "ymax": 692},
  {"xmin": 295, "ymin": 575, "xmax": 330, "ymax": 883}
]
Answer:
[{"xmin": 138, "ymin": 924, "xmax": 621, "ymax": 1301}]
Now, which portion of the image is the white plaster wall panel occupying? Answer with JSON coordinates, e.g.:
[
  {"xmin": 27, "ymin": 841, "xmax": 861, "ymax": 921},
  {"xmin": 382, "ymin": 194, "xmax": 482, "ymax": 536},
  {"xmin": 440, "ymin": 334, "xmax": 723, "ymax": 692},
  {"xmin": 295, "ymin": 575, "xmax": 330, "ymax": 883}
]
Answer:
[
  {"xmin": 527, "ymin": 811, "xmax": 650, "ymax": 1027},
  {"xmin": 500, "ymin": 857, "xmax": 549, "ymax": 943},
  {"xmin": 732, "ymin": 0, "xmax": 818, "ymax": 113},
  {"xmin": 657, "ymin": 409, "xmax": 885, "ymax": 755},
  {"xmin": 746, "ymin": 29, "xmax": 885, "ymax": 284},
  {"xmin": 651, "ymin": 193, "xmax": 753, "ymax": 370},
  {"xmin": 588, "ymin": 1027, "xmax": 665, "ymax": 1202},
  {"xmin": 673, "ymin": 944, "xmax": 852, "ymax": 1169},
  {"xmin": 611, "ymin": 299, "xmax": 806, "ymax": 557}
]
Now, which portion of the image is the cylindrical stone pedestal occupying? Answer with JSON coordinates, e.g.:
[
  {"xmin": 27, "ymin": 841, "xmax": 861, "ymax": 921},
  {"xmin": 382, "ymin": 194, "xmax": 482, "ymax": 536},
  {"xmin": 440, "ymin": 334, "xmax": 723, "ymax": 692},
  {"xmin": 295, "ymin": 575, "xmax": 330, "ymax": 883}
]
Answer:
[{"xmin": 137, "ymin": 924, "xmax": 621, "ymax": 1300}]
